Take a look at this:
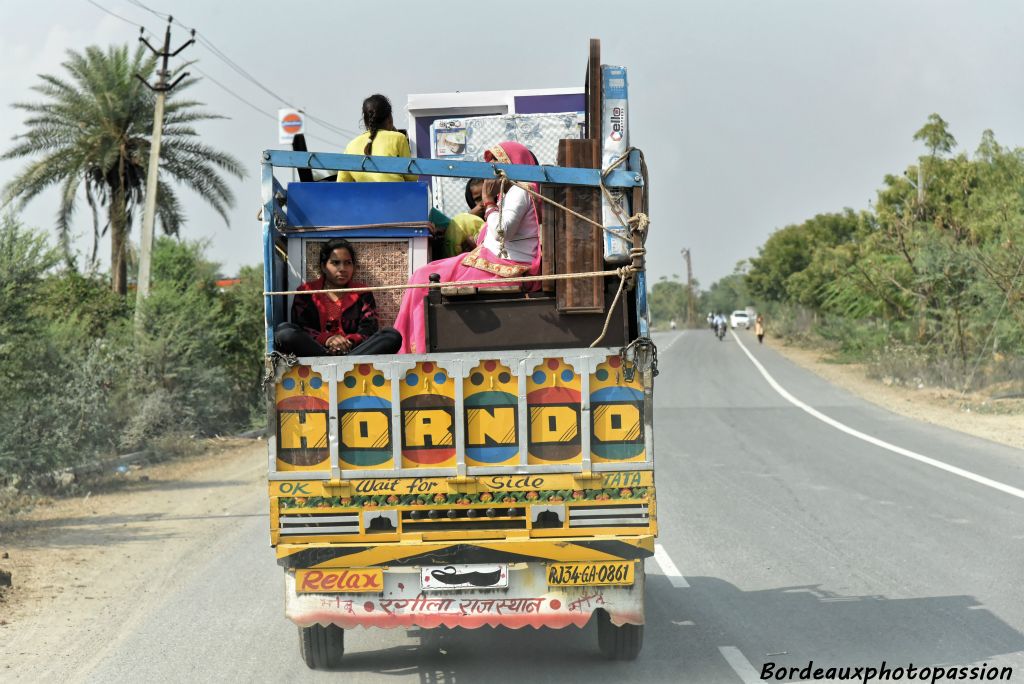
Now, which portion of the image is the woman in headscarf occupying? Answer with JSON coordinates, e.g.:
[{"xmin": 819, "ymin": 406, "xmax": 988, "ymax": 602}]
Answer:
[{"xmin": 393, "ymin": 141, "xmax": 543, "ymax": 353}]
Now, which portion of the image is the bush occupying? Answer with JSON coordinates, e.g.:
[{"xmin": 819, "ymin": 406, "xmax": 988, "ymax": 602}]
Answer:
[{"xmin": 0, "ymin": 219, "xmax": 266, "ymax": 489}]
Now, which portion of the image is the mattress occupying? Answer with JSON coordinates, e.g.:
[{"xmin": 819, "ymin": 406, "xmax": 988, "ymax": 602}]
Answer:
[{"xmin": 429, "ymin": 112, "xmax": 583, "ymax": 217}]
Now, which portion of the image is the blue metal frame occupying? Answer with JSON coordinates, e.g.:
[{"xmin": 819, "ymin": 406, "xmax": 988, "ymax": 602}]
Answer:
[
  {"xmin": 627, "ymin": 148, "xmax": 651, "ymax": 336},
  {"xmin": 260, "ymin": 150, "xmax": 650, "ymax": 353},
  {"xmin": 261, "ymin": 161, "xmax": 277, "ymax": 352},
  {"xmin": 261, "ymin": 150, "xmax": 642, "ymax": 188},
  {"xmin": 283, "ymin": 228, "xmax": 431, "ymax": 238}
]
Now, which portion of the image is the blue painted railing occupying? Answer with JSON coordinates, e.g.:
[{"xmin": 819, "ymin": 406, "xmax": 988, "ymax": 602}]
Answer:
[{"xmin": 261, "ymin": 151, "xmax": 643, "ymax": 188}]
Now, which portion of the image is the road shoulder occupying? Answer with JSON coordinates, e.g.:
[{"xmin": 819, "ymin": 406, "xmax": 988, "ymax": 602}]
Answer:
[
  {"xmin": 760, "ymin": 333, "xmax": 1024, "ymax": 452},
  {"xmin": 0, "ymin": 438, "xmax": 267, "ymax": 679}
]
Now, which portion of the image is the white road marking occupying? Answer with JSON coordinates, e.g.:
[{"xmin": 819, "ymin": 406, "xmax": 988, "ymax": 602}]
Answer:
[
  {"xmin": 719, "ymin": 646, "xmax": 764, "ymax": 684},
  {"xmin": 652, "ymin": 543, "xmax": 689, "ymax": 587},
  {"xmin": 731, "ymin": 331, "xmax": 1024, "ymax": 502},
  {"xmin": 657, "ymin": 330, "xmax": 685, "ymax": 353}
]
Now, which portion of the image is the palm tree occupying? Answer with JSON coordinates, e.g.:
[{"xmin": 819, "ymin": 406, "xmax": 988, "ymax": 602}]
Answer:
[{"xmin": 1, "ymin": 44, "xmax": 244, "ymax": 294}]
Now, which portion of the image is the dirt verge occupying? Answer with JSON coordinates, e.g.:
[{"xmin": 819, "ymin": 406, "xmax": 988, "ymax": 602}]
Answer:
[
  {"xmin": 765, "ymin": 336, "xmax": 1024, "ymax": 451},
  {"xmin": 0, "ymin": 438, "xmax": 267, "ymax": 678}
]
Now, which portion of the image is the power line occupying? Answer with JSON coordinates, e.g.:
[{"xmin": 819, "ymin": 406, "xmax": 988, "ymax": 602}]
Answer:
[
  {"xmin": 125, "ymin": 0, "xmax": 167, "ymax": 19},
  {"xmin": 191, "ymin": 33, "xmax": 357, "ymax": 138},
  {"xmin": 123, "ymin": 0, "xmax": 359, "ymax": 139},
  {"xmin": 86, "ymin": 0, "xmax": 145, "ymax": 30},
  {"xmin": 91, "ymin": 0, "xmax": 355, "ymax": 141},
  {"xmin": 191, "ymin": 65, "xmax": 337, "ymax": 148},
  {"xmin": 85, "ymin": 0, "xmax": 346, "ymax": 147},
  {"xmin": 124, "ymin": 0, "xmax": 165, "ymax": 19}
]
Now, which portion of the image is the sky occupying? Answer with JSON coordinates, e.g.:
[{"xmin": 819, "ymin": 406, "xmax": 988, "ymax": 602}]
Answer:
[{"xmin": 2, "ymin": 0, "xmax": 1023, "ymax": 289}]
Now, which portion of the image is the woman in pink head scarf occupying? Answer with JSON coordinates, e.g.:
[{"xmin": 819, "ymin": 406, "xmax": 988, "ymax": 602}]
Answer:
[{"xmin": 393, "ymin": 141, "xmax": 543, "ymax": 354}]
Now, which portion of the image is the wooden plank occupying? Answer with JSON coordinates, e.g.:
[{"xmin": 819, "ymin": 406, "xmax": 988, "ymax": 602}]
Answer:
[
  {"xmin": 555, "ymin": 139, "xmax": 604, "ymax": 313},
  {"xmin": 541, "ymin": 188, "xmax": 556, "ymax": 294},
  {"xmin": 585, "ymin": 39, "xmax": 602, "ymax": 141},
  {"xmin": 630, "ymin": 150, "xmax": 650, "ymax": 273}
]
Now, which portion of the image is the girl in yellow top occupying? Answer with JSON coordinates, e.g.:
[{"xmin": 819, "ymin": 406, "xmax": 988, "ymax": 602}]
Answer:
[{"xmin": 336, "ymin": 94, "xmax": 419, "ymax": 183}]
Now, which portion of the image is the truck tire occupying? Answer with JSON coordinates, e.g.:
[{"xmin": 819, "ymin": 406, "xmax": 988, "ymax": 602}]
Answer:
[
  {"xmin": 596, "ymin": 609, "xmax": 643, "ymax": 660},
  {"xmin": 298, "ymin": 624, "xmax": 345, "ymax": 669}
]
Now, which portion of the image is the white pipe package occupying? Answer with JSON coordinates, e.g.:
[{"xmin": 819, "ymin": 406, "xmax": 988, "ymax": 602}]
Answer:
[{"xmin": 601, "ymin": 65, "xmax": 631, "ymax": 264}]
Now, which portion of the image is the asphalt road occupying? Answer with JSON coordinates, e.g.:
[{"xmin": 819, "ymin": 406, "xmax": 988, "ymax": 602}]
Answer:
[{"xmin": 81, "ymin": 329, "xmax": 1024, "ymax": 683}]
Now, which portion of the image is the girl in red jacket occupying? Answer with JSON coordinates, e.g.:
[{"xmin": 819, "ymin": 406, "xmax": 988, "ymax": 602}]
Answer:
[{"xmin": 274, "ymin": 238, "xmax": 401, "ymax": 356}]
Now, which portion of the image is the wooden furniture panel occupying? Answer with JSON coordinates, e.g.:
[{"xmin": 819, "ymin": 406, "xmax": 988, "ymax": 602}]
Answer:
[
  {"xmin": 426, "ymin": 285, "xmax": 631, "ymax": 353},
  {"xmin": 550, "ymin": 138, "xmax": 604, "ymax": 313}
]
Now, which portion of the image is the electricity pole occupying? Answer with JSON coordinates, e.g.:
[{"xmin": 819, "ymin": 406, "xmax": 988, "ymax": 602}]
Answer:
[
  {"xmin": 681, "ymin": 248, "xmax": 697, "ymax": 327},
  {"xmin": 134, "ymin": 18, "xmax": 195, "ymax": 325}
]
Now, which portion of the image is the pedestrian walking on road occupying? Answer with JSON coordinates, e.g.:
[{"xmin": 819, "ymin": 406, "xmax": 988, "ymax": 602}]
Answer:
[{"xmin": 755, "ymin": 313, "xmax": 765, "ymax": 344}]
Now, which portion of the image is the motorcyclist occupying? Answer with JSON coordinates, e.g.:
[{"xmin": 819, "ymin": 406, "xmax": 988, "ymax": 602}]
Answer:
[{"xmin": 712, "ymin": 312, "xmax": 727, "ymax": 339}]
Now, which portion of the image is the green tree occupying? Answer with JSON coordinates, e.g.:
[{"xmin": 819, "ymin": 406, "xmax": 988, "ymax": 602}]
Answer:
[
  {"xmin": 702, "ymin": 271, "xmax": 752, "ymax": 316},
  {"xmin": 126, "ymin": 237, "xmax": 265, "ymax": 446},
  {"xmin": 761, "ymin": 120, "xmax": 1024, "ymax": 385},
  {"xmin": 0, "ymin": 213, "xmax": 127, "ymax": 482},
  {"xmin": 730, "ymin": 116, "xmax": 1024, "ymax": 387},
  {"xmin": 746, "ymin": 224, "xmax": 812, "ymax": 301},
  {"xmin": 648, "ymin": 275, "xmax": 687, "ymax": 327},
  {"xmin": 747, "ymin": 210, "xmax": 862, "ymax": 307},
  {"xmin": 1, "ymin": 44, "xmax": 244, "ymax": 294},
  {"xmin": 913, "ymin": 113, "xmax": 957, "ymax": 158},
  {"xmin": 0, "ymin": 216, "xmax": 266, "ymax": 487},
  {"xmin": 218, "ymin": 265, "xmax": 269, "ymax": 424}
]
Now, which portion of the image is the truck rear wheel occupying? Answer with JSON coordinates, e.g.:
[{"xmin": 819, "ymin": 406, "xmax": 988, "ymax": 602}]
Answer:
[
  {"xmin": 298, "ymin": 624, "xmax": 345, "ymax": 669},
  {"xmin": 596, "ymin": 609, "xmax": 643, "ymax": 660}
]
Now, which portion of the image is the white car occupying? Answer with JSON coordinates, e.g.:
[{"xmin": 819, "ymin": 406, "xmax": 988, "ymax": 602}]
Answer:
[{"xmin": 729, "ymin": 311, "xmax": 750, "ymax": 329}]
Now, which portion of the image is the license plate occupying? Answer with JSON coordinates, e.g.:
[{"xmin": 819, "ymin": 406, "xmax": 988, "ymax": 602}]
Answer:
[
  {"xmin": 547, "ymin": 561, "xmax": 635, "ymax": 586},
  {"xmin": 420, "ymin": 564, "xmax": 508, "ymax": 590}
]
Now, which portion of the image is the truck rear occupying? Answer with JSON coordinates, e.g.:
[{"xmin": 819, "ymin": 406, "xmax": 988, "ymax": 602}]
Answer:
[{"xmin": 261, "ymin": 40, "xmax": 657, "ymax": 668}]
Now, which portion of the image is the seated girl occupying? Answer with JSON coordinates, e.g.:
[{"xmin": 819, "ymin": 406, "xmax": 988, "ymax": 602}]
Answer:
[
  {"xmin": 393, "ymin": 141, "xmax": 542, "ymax": 354},
  {"xmin": 336, "ymin": 94, "xmax": 418, "ymax": 183},
  {"xmin": 429, "ymin": 178, "xmax": 485, "ymax": 257},
  {"xmin": 275, "ymin": 239, "xmax": 402, "ymax": 356}
]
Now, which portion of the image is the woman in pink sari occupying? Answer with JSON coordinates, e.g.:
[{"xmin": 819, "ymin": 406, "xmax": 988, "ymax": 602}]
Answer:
[{"xmin": 393, "ymin": 141, "xmax": 543, "ymax": 353}]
